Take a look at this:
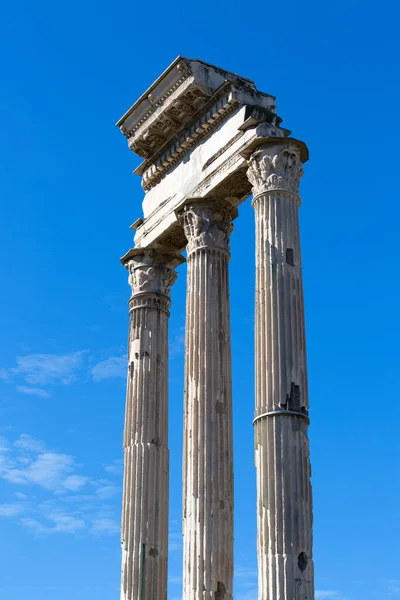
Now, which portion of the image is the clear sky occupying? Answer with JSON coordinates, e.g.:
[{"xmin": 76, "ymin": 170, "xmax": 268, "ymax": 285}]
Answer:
[{"xmin": 0, "ymin": 1, "xmax": 399, "ymax": 599}]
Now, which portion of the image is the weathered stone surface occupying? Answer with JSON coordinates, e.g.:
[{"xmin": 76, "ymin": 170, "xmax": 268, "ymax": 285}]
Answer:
[
  {"xmin": 248, "ymin": 144, "xmax": 314, "ymax": 600},
  {"xmin": 120, "ymin": 248, "xmax": 183, "ymax": 600},
  {"xmin": 178, "ymin": 199, "xmax": 236, "ymax": 600},
  {"xmin": 116, "ymin": 57, "xmax": 287, "ymax": 251},
  {"xmin": 117, "ymin": 58, "xmax": 314, "ymax": 600}
]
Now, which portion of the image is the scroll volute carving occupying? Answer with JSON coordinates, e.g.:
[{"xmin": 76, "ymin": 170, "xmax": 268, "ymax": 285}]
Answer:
[
  {"xmin": 178, "ymin": 201, "xmax": 235, "ymax": 255},
  {"xmin": 127, "ymin": 251, "xmax": 178, "ymax": 299},
  {"xmin": 247, "ymin": 145, "xmax": 303, "ymax": 196}
]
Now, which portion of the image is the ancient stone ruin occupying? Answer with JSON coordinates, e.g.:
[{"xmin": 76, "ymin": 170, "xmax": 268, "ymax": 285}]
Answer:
[{"xmin": 116, "ymin": 57, "xmax": 313, "ymax": 600}]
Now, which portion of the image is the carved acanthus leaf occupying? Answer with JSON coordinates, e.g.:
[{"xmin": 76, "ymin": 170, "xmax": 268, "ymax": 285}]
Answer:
[
  {"xmin": 247, "ymin": 145, "xmax": 303, "ymax": 196},
  {"xmin": 178, "ymin": 201, "xmax": 234, "ymax": 255},
  {"xmin": 126, "ymin": 251, "xmax": 178, "ymax": 299}
]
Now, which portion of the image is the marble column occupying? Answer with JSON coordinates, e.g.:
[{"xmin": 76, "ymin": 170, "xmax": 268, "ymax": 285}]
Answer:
[
  {"xmin": 247, "ymin": 144, "xmax": 314, "ymax": 600},
  {"xmin": 120, "ymin": 248, "xmax": 182, "ymax": 600},
  {"xmin": 178, "ymin": 200, "xmax": 237, "ymax": 600}
]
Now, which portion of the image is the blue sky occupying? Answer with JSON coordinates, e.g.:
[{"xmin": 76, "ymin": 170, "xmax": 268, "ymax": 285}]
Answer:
[{"xmin": 0, "ymin": 0, "xmax": 399, "ymax": 599}]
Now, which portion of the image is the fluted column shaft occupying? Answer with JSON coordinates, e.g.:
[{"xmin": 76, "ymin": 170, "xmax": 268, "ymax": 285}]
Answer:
[
  {"xmin": 179, "ymin": 200, "xmax": 236, "ymax": 600},
  {"xmin": 121, "ymin": 248, "xmax": 182, "ymax": 600},
  {"xmin": 247, "ymin": 144, "xmax": 314, "ymax": 600}
]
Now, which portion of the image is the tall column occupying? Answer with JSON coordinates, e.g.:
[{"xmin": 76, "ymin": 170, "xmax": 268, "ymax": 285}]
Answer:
[
  {"xmin": 178, "ymin": 200, "xmax": 236, "ymax": 600},
  {"xmin": 247, "ymin": 144, "xmax": 314, "ymax": 600},
  {"xmin": 120, "ymin": 248, "xmax": 182, "ymax": 600}
]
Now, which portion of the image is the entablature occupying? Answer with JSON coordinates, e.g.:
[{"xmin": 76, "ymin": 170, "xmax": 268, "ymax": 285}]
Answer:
[
  {"xmin": 117, "ymin": 57, "xmax": 278, "ymax": 169},
  {"xmin": 117, "ymin": 57, "xmax": 308, "ymax": 253}
]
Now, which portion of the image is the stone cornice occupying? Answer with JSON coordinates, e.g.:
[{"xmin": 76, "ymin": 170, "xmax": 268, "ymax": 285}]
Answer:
[
  {"xmin": 117, "ymin": 57, "xmax": 277, "ymax": 170},
  {"xmin": 136, "ymin": 88, "xmax": 288, "ymax": 194},
  {"xmin": 117, "ymin": 58, "xmax": 308, "ymax": 252},
  {"xmin": 116, "ymin": 56, "xmax": 257, "ymax": 132},
  {"xmin": 127, "ymin": 79, "xmax": 214, "ymax": 159},
  {"xmin": 118, "ymin": 60, "xmax": 192, "ymax": 136},
  {"xmin": 140, "ymin": 85, "xmax": 241, "ymax": 192}
]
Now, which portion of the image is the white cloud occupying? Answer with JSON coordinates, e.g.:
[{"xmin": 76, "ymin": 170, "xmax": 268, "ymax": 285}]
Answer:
[
  {"xmin": 0, "ymin": 437, "xmax": 11, "ymax": 474},
  {"xmin": 14, "ymin": 434, "xmax": 46, "ymax": 454},
  {"xmin": 2, "ymin": 436, "xmax": 89, "ymax": 493},
  {"xmin": 2, "ymin": 351, "xmax": 85, "ymax": 387},
  {"xmin": 0, "ymin": 432, "xmax": 121, "ymax": 537},
  {"xmin": 0, "ymin": 368, "xmax": 12, "ymax": 382},
  {"xmin": 63, "ymin": 475, "xmax": 89, "ymax": 491},
  {"xmin": 104, "ymin": 459, "xmax": 123, "ymax": 475},
  {"xmin": 387, "ymin": 580, "xmax": 400, "ymax": 596},
  {"xmin": 96, "ymin": 485, "xmax": 120, "ymax": 499},
  {"xmin": 315, "ymin": 592, "xmax": 343, "ymax": 599},
  {"xmin": 91, "ymin": 517, "xmax": 119, "ymax": 535},
  {"xmin": 91, "ymin": 356, "xmax": 126, "ymax": 381},
  {"xmin": 233, "ymin": 564, "xmax": 258, "ymax": 600},
  {"xmin": 4, "ymin": 452, "xmax": 75, "ymax": 489},
  {"xmin": 14, "ymin": 492, "xmax": 28, "ymax": 500},
  {"xmin": 16, "ymin": 386, "xmax": 50, "ymax": 398},
  {"xmin": 0, "ymin": 503, "xmax": 22, "ymax": 517},
  {"xmin": 21, "ymin": 513, "xmax": 86, "ymax": 534},
  {"xmin": 0, "ymin": 436, "xmax": 10, "ymax": 451},
  {"xmin": 1, "ymin": 349, "xmax": 132, "ymax": 391}
]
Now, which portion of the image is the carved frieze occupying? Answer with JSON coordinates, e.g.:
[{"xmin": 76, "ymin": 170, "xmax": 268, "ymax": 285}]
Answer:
[
  {"xmin": 155, "ymin": 115, "xmax": 181, "ymax": 133},
  {"xmin": 247, "ymin": 145, "xmax": 303, "ymax": 196},
  {"xmin": 168, "ymin": 99, "xmax": 196, "ymax": 118},
  {"xmin": 125, "ymin": 83, "xmax": 213, "ymax": 159},
  {"xmin": 178, "ymin": 201, "xmax": 236, "ymax": 256},
  {"xmin": 140, "ymin": 88, "xmax": 240, "ymax": 192},
  {"xmin": 120, "ymin": 62, "xmax": 191, "ymax": 138},
  {"xmin": 142, "ymin": 130, "xmax": 165, "ymax": 147}
]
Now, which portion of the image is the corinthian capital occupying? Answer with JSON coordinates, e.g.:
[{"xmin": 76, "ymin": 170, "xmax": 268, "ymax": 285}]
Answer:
[
  {"xmin": 122, "ymin": 248, "xmax": 181, "ymax": 301},
  {"xmin": 178, "ymin": 200, "xmax": 236, "ymax": 256},
  {"xmin": 247, "ymin": 144, "xmax": 303, "ymax": 197}
]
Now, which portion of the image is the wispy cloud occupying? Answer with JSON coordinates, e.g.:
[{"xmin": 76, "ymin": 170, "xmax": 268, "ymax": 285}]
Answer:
[
  {"xmin": 21, "ymin": 513, "xmax": 86, "ymax": 534},
  {"xmin": 5, "ymin": 351, "xmax": 86, "ymax": 386},
  {"xmin": 0, "ymin": 432, "xmax": 122, "ymax": 537},
  {"xmin": 234, "ymin": 564, "xmax": 258, "ymax": 599},
  {"xmin": 315, "ymin": 592, "xmax": 344, "ymax": 599},
  {"xmin": 4, "ymin": 452, "xmax": 84, "ymax": 491},
  {"xmin": 63, "ymin": 475, "xmax": 90, "ymax": 491},
  {"xmin": 104, "ymin": 459, "xmax": 123, "ymax": 475},
  {"xmin": 387, "ymin": 580, "xmax": 400, "ymax": 596},
  {"xmin": 0, "ymin": 503, "xmax": 23, "ymax": 517},
  {"xmin": 91, "ymin": 517, "xmax": 120, "ymax": 535},
  {"xmin": 16, "ymin": 386, "xmax": 51, "ymax": 398},
  {"xmin": 91, "ymin": 356, "xmax": 126, "ymax": 381},
  {"xmin": 1, "ymin": 351, "xmax": 86, "ymax": 397},
  {"xmin": 0, "ymin": 368, "xmax": 12, "ymax": 383},
  {"xmin": 14, "ymin": 492, "xmax": 28, "ymax": 500},
  {"xmin": 15, "ymin": 434, "xmax": 46, "ymax": 454},
  {"xmin": 96, "ymin": 485, "xmax": 120, "ymax": 499},
  {"xmin": 1, "ymin": 349, "xmax": 130, "ymax": 391}
]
